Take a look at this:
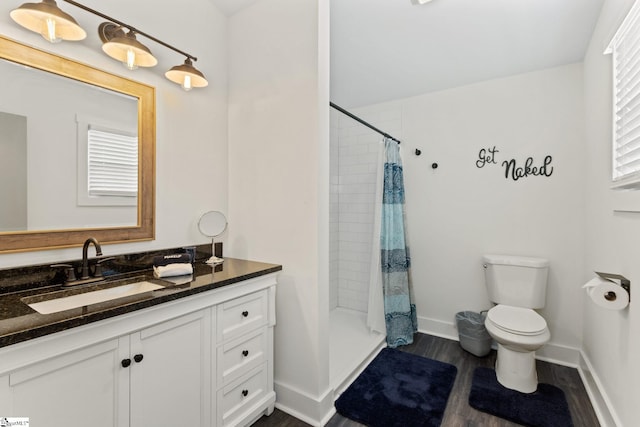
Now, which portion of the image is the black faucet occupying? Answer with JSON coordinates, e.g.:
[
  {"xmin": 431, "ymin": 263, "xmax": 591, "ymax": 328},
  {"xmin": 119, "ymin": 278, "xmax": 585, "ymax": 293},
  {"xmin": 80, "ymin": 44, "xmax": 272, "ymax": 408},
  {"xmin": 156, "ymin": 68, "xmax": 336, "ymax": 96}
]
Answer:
[{"xmin": 80, "ymin": 237, "xmax": 103, "ymax": 279}]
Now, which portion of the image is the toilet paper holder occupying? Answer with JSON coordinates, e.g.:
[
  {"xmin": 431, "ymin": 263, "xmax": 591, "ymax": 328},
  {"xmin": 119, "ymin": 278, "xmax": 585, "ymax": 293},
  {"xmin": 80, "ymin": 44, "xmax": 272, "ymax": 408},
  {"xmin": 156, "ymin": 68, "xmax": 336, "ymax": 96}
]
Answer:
[{"xmin": 595, "ymin": 272, "xmax": 631, "ymax": 302}]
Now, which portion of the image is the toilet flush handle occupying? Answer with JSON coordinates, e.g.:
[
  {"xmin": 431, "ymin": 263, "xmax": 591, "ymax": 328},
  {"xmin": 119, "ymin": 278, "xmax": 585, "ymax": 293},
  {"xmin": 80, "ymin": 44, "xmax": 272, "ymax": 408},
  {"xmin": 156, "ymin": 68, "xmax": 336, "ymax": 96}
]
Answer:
[{"xmin": 483, "ymin": 264, "xmax": 488, "ymax": 269}]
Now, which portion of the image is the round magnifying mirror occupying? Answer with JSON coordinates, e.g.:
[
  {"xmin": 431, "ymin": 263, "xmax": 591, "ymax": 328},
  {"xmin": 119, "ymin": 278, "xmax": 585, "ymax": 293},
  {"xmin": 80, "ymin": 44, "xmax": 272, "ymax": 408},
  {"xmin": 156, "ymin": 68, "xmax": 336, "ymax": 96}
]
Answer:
[
  {"xmin": 198, "ymin": 211, "xmax": 227, "ymax": 264},
  {"xmin": 198, "ymin": 210, "xmax": 227, "ymax": 237}
]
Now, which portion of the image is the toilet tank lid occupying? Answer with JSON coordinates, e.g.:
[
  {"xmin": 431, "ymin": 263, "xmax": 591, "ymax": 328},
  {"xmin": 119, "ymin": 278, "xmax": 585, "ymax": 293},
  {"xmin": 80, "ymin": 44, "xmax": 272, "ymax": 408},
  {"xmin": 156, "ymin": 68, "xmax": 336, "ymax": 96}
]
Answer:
[{"xmin": 483, "ymin": 254, "xmax": 549, "ymax": 268}]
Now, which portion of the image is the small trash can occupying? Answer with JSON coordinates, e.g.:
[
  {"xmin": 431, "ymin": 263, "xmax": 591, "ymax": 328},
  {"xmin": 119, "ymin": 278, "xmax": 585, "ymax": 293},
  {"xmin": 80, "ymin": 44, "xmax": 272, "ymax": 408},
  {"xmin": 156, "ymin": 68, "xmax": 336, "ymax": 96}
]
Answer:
[{"xmin": 455, "ymin": 311, "xmax": 492, "ymax": 357}]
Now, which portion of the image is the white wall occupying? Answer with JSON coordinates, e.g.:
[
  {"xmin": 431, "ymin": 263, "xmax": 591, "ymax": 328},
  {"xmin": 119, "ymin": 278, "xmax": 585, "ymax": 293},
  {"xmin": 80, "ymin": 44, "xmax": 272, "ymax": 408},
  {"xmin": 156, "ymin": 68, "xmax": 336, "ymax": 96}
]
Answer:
[
  {"xmin": 227, "ymin": 0, "xmax": 332, "ymax": 424},
  {"xmin": 0, "ymin": 0, "xmax": 228, "ymax": 267},
  {"xmin": 350, "ymin": 64, "xmax": 586, "ymax": 360},
  {"xmin": 583, "ymin": 0, "xmax": 639, "ymax": 425}
]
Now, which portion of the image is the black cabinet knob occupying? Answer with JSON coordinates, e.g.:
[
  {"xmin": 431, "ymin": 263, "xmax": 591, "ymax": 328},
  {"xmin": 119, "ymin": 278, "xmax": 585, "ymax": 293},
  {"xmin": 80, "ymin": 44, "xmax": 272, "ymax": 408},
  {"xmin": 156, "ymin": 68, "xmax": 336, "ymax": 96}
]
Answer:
[
  {"xmin": 121, "ymin": 358, "xmax": 131, "ymax": 368},
  {"xmin": 242, "ymin": 350, "xmax": 249, "ymax": 357},
  {"xmin": 134, "ymin": 354, "xmax": 144, "ymax": 363},
  {"xmin": 241, "ymin": 389, "xmax": 249, "ymax": 397},
  {"xmin": 241, "ymin": 310, "xmax": 249, "ymax": 317}
]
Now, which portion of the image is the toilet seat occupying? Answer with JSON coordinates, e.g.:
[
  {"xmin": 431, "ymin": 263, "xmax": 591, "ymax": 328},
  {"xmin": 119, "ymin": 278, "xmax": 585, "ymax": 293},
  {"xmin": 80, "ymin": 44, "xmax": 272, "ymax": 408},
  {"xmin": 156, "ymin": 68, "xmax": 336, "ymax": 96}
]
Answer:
[{"xmin": 487, "ymin": 305, "xmax": 547, "ymax": 336}]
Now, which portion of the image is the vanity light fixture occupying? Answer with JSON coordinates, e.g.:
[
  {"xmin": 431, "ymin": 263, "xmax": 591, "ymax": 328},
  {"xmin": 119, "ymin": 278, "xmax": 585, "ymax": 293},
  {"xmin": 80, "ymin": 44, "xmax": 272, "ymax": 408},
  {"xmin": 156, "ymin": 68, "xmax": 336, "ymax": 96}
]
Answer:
[
  {"xmin": 10, "ymin": 0, "xmax": 86, "ymax": 43},
  {"xmin": 99, "ymin": 23, "xmax": 157, "ymax": 70},
  {"xmin": 165, "ymin": 57, "xmax": 209, "ymax": 91},
  {"xmin": 9, "ymin": 0, "xmax": 208, "ymax": 90}
]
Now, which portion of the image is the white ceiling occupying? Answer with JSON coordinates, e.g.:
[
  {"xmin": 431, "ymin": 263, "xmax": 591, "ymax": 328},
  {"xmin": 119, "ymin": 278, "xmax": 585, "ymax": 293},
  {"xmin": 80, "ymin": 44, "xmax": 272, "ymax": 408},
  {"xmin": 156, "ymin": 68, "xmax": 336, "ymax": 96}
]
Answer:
[
  {"xmin": 210, "ymin": 0, "xmax": 604, "ymax": 108},
  {"xmin": 331, "ymin": 0, "xmax": 604, "ymax": 107}
]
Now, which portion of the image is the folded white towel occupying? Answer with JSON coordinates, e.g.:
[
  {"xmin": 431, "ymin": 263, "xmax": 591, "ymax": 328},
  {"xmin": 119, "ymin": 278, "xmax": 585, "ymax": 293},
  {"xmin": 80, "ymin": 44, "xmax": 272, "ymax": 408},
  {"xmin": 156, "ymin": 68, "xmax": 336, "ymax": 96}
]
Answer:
[
  {"xmin": 163, "ymin": 274, "xmax": 193, "ymax": 286},
  {"xmin": 205, "ymin": 256, "xmax": 224, "ymax": 265},
  {"xmin": 153, "ymin": 263, "xmax": 193, "ymax": 278}
]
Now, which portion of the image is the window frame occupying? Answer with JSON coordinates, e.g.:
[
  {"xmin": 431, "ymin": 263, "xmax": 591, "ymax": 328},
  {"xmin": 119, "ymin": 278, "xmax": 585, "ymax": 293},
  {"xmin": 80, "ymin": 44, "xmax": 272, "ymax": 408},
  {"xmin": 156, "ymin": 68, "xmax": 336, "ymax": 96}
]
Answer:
[{"xmin": 606, "ymin": 0, "xmax": 640, "ymax": 190}]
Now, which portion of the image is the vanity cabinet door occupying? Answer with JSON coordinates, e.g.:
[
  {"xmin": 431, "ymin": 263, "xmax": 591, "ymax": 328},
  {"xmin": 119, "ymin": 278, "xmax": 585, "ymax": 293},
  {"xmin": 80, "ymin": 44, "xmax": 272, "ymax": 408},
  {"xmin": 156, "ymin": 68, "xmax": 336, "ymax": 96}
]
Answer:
[
  {"xmin": 5, "ymin": 339, "xmax": 123, "ymax": 427},
  {"xmin": 129, "ymin": 309, "xmax": 211, "ymax": 427}
]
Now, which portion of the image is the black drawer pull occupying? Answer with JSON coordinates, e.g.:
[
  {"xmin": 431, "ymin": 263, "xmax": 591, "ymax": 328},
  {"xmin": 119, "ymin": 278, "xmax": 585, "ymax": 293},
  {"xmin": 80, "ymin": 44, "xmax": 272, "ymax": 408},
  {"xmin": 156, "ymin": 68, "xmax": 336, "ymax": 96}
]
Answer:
[
  {"xmin": 134, "ymin": 354, "xmax": 144, "ymax": 363},
  {"xmin": 242, "ymin": 350, "xmax": 249, "ymax": 357},
  {"xmin": 241, "ymin": 389, "xmax": 249, "ymax": 397},
  {"xmin": 241, "ymin": 310, "xmax": 249, "ymax": 317},
  {"xmin": 121, "ymin": 358, "xmax": 131, "ymax": 368}
]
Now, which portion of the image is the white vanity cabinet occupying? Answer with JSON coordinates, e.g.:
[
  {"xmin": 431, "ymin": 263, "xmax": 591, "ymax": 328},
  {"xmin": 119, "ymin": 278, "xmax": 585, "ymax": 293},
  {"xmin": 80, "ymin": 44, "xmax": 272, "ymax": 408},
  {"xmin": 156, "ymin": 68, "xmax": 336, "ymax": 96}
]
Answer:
[{"xmin": 0, "ymin": 273, "xmax": 277, "ymax": 427}]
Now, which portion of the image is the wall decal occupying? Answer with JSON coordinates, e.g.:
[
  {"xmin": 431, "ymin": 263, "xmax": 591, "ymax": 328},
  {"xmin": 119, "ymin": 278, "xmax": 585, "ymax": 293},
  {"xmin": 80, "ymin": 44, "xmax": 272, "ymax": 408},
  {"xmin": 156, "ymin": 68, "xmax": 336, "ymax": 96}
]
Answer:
[
  {"xmin": 476, "ymin": 146, "xmax": 554, "ymax": 181},
  {"xmin": 502, "ymin": 156, "xmax": 553, "ymax": 181},
  {"xmin": 476, "ymin": 146, "xmax": 499, "ymax": 168}
]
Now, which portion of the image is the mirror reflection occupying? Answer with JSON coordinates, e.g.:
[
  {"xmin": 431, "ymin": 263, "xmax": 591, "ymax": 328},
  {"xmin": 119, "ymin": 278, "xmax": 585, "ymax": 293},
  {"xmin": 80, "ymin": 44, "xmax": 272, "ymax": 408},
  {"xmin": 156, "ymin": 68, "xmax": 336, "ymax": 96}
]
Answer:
[
  {"xmin": 198, "ymin": 211, "xmax": 227, "ymax": 238},
  {"xmin": 0, "ymin": 58, "xmax": 139, "ymax": 232}
]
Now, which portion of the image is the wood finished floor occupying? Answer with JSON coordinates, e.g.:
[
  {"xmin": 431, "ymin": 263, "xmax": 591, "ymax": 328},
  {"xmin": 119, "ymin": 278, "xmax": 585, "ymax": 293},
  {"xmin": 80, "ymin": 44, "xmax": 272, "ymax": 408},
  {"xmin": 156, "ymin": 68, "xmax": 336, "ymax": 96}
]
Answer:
[{"xmin": 252, "ymin": 333, "xmax": 600, "ymax": 427}]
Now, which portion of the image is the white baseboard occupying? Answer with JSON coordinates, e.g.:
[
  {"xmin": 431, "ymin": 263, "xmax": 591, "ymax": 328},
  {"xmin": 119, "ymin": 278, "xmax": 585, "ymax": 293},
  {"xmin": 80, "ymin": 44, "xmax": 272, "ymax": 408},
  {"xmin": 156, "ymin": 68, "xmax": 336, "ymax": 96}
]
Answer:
[
  {"xmin": 578, "ymin": 351, "xmax": 622, "ymax": 427},
  {"xmin": 535, "ymin": 342, "xmax": 580, "ymax": 367},
  {"xmin": 274, "ymin": 342, "xmax": 385, "ymax": 426},
  {"xmin": 273, "ymin": 380, "xmax": 334, "ymax": 427},
  {"xmin": 417, "ymin": 315, "xmax": 581, "ymax": 367},
  {"xmin": 417, "ymin": 315, "xmax": 458, "ymax": 341}
]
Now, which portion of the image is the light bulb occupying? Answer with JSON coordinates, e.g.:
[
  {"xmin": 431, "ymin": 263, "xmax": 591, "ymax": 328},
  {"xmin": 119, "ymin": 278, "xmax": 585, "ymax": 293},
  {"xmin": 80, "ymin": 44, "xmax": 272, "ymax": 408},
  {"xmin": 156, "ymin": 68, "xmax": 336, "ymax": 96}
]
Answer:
[
  {"xmin": 182, "ymin": 75, "xmax": 192, "ymax": 91},
  {"xmin": 42, "ymin": 17, "xmax": 61, "ymax": 43},
  {"xmin": 125, "ymin": 48, "xmax": 137, "ymax": 70}
]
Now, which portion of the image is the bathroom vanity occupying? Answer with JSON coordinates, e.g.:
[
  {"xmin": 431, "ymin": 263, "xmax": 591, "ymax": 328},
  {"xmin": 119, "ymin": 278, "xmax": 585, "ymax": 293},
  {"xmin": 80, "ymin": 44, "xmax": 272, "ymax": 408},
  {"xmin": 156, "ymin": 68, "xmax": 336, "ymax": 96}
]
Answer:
[{"xmin": 0, "ymin": 255, "xmax": 281, "ymax": 427}]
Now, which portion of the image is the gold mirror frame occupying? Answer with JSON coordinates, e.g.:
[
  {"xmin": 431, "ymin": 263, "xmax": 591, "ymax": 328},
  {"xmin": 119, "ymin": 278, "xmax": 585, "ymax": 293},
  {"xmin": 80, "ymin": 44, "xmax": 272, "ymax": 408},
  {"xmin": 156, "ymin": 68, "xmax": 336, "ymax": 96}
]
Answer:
[{"xmin": 0, "ymin": 35, "xmax": 155, "ymax": 253}]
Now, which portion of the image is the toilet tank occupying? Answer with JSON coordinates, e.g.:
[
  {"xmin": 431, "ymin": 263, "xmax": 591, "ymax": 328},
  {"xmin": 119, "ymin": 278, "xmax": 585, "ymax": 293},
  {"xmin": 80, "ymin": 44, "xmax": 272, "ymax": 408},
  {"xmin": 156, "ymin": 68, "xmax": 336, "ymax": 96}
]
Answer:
[{"xmin": 483, "ymin": 254, "xmax": 549, "ymax": 309}]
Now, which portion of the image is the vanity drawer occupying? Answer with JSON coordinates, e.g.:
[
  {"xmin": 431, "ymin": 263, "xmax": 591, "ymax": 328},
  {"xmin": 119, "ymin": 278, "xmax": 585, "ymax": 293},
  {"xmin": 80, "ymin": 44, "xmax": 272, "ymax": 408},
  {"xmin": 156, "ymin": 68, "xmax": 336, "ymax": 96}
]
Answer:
[
  {"xmin": 217, "ymin": 328, "xmax": 267, "ymax": 386},
  {"xmin": 217, "ymin": 290, "xmax": 268, "ymax": 342},
  {"xmin": 217, "ymin": 363, "xmax": 267, "ymax": 426}
]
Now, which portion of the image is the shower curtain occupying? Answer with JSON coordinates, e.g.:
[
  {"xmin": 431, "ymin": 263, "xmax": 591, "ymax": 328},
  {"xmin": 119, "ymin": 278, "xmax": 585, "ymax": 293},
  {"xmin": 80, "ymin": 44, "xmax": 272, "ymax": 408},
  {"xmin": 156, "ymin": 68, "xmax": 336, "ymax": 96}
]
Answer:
[{"xmin": 368, "ymin": 138, "xmax": 417, "ymax": 348}]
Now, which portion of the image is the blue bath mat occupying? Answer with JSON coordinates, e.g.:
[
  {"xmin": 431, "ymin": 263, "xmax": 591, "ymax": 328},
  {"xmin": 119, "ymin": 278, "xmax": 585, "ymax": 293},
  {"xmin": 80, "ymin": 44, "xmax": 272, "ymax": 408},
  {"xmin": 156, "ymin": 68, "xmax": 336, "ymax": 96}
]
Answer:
[
  {"xmin": 335, "ymin": 348, "xmax": 457, "ymax": 427},
  {"xmin": 469, "ymin": 367, "xmax": 573, "ymax": 427}
]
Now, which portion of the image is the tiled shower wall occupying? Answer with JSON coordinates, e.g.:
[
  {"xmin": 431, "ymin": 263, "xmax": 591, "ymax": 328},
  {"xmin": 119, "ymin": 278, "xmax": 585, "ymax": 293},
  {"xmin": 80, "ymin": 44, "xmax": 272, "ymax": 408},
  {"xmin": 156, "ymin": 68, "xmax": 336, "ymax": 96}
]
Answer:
[{"xmin": 329, "ymin": 104, "xmax": 402, "ymax": 312}]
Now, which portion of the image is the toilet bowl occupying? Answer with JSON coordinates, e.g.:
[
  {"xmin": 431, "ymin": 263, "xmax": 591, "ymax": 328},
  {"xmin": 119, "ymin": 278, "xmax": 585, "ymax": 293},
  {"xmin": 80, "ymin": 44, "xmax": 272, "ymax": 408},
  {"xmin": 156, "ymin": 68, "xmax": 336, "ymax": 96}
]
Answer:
[{"xmin": 485, "ymin": 304, "xmax": 550, "ymax": 393}]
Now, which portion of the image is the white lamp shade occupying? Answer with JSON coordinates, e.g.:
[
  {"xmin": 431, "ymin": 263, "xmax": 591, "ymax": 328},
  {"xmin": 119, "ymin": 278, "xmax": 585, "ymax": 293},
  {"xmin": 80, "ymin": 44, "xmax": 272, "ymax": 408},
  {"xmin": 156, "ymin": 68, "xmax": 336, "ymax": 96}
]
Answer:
[
  {"xmin": 102, "ymin": 32, "xmax": 158, "ymax": 68},
  {"xmin": 10, "ymin": 0, "xmax": 86, "ymax": 41},
  {"xmin": 165, "ymin": 59, "xmax": 208, "ymax": 89}
]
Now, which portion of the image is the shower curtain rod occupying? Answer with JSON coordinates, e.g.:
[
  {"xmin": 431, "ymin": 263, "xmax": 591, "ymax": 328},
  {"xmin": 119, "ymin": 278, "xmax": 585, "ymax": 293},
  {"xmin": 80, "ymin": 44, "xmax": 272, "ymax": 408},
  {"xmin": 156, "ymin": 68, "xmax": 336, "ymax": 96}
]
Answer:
[{"xmin": 330, "ymin": 102, "xmax": 401, "ymax": 144}]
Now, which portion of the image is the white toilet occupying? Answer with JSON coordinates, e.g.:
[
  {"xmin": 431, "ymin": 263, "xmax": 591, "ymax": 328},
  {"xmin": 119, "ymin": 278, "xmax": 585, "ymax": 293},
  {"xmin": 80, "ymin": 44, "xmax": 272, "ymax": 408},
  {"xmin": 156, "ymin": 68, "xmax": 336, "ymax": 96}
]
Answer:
[{"xmin": 482, "ymin": 254, "xmax": 551, "ymax": 393}]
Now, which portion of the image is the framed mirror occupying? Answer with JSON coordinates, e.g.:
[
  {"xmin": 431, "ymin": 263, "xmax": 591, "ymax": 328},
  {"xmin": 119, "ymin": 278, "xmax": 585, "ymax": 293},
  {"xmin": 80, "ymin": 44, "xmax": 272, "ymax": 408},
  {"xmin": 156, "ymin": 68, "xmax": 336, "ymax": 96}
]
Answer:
[{"xmin": 0, "ymin": 35, "xmax": 155, "ymax": 253}]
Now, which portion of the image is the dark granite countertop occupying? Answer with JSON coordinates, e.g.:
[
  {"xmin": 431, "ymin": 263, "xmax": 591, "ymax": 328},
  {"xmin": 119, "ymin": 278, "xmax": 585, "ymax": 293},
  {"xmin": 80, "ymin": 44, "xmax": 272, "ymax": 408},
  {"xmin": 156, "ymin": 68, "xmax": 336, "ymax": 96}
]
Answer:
[{"xmin": 0, "ymin": 258, "xmax": 282, "ymax": 349}]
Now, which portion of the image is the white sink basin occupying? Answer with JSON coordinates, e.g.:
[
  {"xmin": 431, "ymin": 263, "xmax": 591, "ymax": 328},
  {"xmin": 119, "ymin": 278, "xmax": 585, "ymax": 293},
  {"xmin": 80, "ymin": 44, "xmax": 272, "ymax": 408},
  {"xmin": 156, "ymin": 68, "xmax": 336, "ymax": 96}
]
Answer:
[{"xmin": 26, "ymin": 281, "xmax": 164, "ymax": 315}]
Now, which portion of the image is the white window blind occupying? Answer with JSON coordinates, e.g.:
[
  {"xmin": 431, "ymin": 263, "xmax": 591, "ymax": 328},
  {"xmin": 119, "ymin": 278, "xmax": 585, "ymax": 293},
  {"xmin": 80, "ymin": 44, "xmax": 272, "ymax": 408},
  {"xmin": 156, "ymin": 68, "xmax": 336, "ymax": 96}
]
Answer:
[
  {"xmin": 607, "ymin": 1, "xmax": 640, "ymax": 188},
  {"xmin": 87, "ymin": 127, "xmax": 138, "ymax": 197}
]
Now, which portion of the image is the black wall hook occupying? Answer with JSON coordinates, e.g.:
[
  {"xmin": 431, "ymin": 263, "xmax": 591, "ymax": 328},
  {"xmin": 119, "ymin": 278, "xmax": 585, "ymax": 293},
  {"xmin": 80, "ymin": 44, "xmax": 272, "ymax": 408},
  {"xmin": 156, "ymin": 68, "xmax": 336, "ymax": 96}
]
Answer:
[{"xmin": 413, "ymin": 148, "xmax": 438, "ymax": 169}]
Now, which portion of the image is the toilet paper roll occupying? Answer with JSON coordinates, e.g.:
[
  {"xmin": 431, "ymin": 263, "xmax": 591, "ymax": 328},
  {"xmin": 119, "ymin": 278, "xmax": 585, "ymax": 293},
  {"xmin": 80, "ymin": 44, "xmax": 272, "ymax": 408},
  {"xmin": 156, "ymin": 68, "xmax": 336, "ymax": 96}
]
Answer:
[{"xmin": 582, "ymin": 277, "xmax": 629, "ymax": 310}]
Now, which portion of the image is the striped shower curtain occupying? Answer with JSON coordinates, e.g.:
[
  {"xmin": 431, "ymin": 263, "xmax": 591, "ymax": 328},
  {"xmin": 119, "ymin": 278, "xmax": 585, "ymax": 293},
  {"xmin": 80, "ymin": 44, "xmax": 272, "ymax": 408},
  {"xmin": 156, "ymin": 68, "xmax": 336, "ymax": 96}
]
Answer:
[{"xmin": 381, "ymin": 138, "xmax": 417, "ymax": 348}]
